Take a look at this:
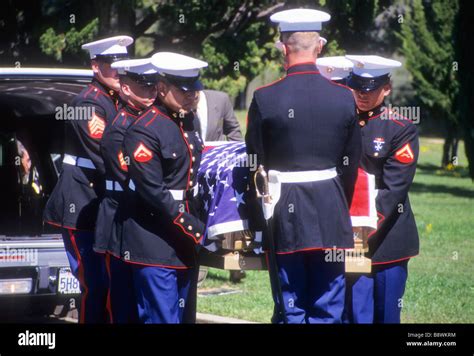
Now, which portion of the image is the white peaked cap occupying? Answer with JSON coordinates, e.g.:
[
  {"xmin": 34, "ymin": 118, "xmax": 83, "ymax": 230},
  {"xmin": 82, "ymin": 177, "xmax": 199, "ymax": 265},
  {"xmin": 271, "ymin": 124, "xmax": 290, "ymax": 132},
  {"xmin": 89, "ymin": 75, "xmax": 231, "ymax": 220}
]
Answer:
[
  {"xmin": 316, "ymin": 56, "xmax": 354, "ymax": 80},
  {"xmin": 111, "ymin": 58, "xmax": 158, "ymax": 75},
  {"xmin": 345, "ymin": 55, "xmax": 402, "ymax": 78},
  {"xmin": 82, "ymin": 35, "xmax": 134, "ymax": 59},
  {"xmin": 270, "ymin": 9, "xmax": 331, "ymax": 32},
  {"xmin": 151, "ymin": 52, "xmax": 208, "ymax": 78}
]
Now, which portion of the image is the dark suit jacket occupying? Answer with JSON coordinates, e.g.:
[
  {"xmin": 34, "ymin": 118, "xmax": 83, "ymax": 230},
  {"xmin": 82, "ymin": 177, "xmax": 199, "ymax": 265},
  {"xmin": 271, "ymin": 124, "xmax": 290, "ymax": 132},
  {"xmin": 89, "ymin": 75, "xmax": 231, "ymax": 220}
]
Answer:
[{"xmin": 201, "ymin": 90, "xmax": 243, "ymax": 142}]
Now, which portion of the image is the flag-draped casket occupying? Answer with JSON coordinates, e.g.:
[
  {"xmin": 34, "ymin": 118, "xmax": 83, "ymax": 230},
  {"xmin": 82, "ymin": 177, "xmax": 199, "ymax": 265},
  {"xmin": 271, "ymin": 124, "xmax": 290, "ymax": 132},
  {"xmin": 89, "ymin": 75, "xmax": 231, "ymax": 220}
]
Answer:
[{"xmin": 197, "ymin": 142, "xmax": 377, "ymax": 253}]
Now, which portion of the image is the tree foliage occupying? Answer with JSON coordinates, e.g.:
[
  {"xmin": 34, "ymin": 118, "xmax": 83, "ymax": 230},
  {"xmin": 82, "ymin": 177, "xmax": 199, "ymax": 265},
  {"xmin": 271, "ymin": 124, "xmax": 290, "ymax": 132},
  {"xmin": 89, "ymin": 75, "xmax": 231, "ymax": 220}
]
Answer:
[
  {"xmin": 400, "ymin": 0, "xmax": 459, "ymax": 122},
  {"xmin": 2, "ymin": 0, "xmax": 472, "ymax": 177},
  {"xmin": 39, "ymin": 18, "xmax": 98, "ymax": 62}
]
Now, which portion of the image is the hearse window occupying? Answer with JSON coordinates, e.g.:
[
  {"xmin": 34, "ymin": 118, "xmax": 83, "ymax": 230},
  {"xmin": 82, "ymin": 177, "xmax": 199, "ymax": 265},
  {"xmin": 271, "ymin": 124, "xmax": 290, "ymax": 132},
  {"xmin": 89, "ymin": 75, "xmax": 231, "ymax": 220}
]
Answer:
[{"xmin": 0, "ymin": 132, "xmax": 45, "ymax": 236}]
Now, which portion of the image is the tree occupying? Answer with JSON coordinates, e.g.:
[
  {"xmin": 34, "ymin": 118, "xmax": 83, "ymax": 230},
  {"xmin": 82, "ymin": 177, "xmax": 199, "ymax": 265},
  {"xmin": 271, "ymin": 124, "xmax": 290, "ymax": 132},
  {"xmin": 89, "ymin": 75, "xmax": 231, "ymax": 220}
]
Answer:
[
  {"xmin": 455, "ymin": 0, "xmax": 474, "ymax": 180},
  {"xmin": 400, "ymin": 0, "xmax": 460, "ymax": 168},
  {"xmin": 134, "ymin": 1, "xmax": 284, "ymax": 102},
  {"xmin": 34, "ymin": 0, "xmax": 284, "ymax": 102},
  {"xmin": 1, "ymin": 0, "xmax": 47, "ymax": 66}
]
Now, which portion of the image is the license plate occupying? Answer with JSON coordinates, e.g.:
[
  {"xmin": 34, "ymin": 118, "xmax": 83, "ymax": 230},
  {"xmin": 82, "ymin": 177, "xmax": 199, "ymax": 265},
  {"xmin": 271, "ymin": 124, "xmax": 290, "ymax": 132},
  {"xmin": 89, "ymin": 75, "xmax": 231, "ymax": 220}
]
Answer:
[{"xmin": 57, "ymin": 268, "xmax": 81, "ymax": 294}]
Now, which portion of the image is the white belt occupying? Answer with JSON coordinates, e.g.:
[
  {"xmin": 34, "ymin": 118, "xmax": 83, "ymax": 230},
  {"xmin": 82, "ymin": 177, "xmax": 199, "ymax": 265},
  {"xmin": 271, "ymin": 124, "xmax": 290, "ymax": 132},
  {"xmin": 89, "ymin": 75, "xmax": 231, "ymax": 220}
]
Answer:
[
  {"xmin": 169, "ymin": 184, "xmax": 199, "ymax": 200},
  {"xmin": 274, "ymin": 168, "xmax": 337, "ymax": 183},
  {"xmin": 63, "ymin": 154, "xmax": 96, "ymax": 170},
  {"xmin": 106, "ymin": 180, "xmax": 123, "ymax": 192},
  {"xmin": 262, "ymin": 168, "xmax": 337, "ymax": 220},
  {"xmin": 128, "ymin": 179, "xmax": 199, "ymax": 200}
]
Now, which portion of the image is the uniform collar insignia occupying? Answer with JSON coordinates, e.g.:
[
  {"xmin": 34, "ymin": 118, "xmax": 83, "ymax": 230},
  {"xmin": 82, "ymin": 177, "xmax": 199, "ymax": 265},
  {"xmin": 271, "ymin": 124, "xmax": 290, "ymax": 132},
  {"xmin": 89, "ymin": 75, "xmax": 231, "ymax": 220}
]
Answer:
[
  {"xmin": 357, "ymin": 103, "xmax": 385, "ymax": 121},
  {"xmin": 92, "ymin": 79, "xmax": 118, "ymax": 98}
]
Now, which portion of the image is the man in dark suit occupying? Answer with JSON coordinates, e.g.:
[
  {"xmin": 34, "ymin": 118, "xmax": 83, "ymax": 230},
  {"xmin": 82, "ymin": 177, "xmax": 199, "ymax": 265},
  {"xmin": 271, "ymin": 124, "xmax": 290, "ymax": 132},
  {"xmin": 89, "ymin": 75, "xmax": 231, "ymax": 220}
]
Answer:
[
  {"xmin": 194, "ymin": 89, "xmax": 244, "ymax": 283},
  {"xmin": 195, "ymin": 89, "xmax": 243, "ymax": 142}
]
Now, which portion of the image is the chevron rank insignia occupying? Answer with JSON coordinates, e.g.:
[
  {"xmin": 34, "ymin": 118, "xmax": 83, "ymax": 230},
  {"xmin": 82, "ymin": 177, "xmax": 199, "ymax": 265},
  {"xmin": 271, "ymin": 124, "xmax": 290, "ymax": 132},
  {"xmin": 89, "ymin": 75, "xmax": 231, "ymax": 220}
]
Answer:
[
  {"xmin": 118, "ymin": 150, "xmax": 129, "ymax": 171},
  {"xmin": 394, "ymin": 143, "xmax": 414, "ymax": 164},
  {"xmin": 88, "ymin": 114, "xmax": 106, "ymax": 139},
  {"xmin": 133, "ymin": 143, "xmax": 153, "ymax": 163}
]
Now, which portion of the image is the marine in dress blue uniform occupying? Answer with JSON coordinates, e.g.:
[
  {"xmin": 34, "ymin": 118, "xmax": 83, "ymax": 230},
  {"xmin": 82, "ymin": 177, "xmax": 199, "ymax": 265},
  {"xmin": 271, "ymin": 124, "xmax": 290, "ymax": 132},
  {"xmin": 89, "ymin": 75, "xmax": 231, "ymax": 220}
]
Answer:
[
  {"xmin": 246, "ymin": 9, "xmax": 362, "ymax": 324},
  {"xmin": 344, "ymin": 55, "xmax": 419, "ymax": 323},
  {"xmin": 120, "ymin": 52, "xmax": 207, "ymax": 323},
  {"xmin": 94, "ymin": 57, "xmax": 159, "ymax": 323},
  {"xmin": 43, "ymin": 36, "xmax": 133, "ymax": 323}
]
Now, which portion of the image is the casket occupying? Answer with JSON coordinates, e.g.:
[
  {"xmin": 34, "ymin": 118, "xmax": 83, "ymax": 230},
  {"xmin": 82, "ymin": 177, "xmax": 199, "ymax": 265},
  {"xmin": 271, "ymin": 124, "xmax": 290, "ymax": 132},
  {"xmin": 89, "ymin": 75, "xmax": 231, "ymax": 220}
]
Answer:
[
  {"xmin": 197, "ymin": 141, "xmax": 265, "ymax": 270},
  {"xmin": 197, "ymin": 142, "xmax": 378, "ymax": 273}
]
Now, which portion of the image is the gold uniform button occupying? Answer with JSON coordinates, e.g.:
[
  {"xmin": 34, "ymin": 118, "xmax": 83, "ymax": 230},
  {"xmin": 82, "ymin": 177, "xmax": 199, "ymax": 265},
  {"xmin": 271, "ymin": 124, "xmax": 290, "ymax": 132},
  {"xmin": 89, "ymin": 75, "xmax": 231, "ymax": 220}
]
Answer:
[
  {"xmin": 184, "ymin": 133, "xmax": 188, "ymax": 138},
  {"xmin": 187, "ymin": 225, "xmax": 193, "ymax": 231},
  {"xmin": 121, "ymin": 113, "xmax": 125, "ymax": 116},
  {"xmin": 189, "ymin": 144, "xmax": 194, "ymax": 150},
  {"xmin": 374, "ymin": 152, "xmax": 379, "ymax": 157},
  {"xmin": 152, "ymin": 110, "xmax": 156, "ymax": 113},
  {"xmin": 192, "ymin": 156, "xmax": 196, "ymax": 162},
  {"xmin": 94, "ymin": 88, "xmax": 97, "ymax": 92},
  {"xmin": 196, "ymin": 233, "xmax": 201, "ymax": 238},
  {"xmin": 190, "ymin": 168, "xmax": 194, "ymax": 174},
  {"xmin": 89, "ymin": 182, "xmax": 94, "ymax": 188},
  {"xmin": 172, "ymin": 153, "xmax": 177, "ymax": 158},
  {"xmin": 359, "ymin": 121, "xmax": 365, "ymax": 127},
  {"xmin": 180, "ymin": 218, "xmax": 184, "ymax": 223}
]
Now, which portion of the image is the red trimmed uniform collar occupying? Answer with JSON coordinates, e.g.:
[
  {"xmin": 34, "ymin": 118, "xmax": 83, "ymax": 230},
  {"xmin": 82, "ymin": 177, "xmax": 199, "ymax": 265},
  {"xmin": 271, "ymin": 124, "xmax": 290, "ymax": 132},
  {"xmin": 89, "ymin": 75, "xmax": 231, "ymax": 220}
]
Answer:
[
  {"xmin": 91, "ymin": 78, "xmax": 119, "ymax": 99},
  {"xmin": 124, "ymin": 102, "xmax": 144, "ymax": 117},
  {"xmin": 357, "ymin": 103, "xmax": 386, "ymax": 126},
  {"xmin": 286, "ymin": 62, "xmax": 319, "ymax": 75}
]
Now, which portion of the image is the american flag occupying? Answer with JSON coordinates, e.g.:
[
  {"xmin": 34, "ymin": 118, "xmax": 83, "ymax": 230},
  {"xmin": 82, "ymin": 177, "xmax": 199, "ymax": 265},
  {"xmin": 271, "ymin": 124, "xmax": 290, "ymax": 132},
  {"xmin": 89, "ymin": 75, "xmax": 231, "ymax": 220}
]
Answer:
[
  {"xmin": 197, "ymin": 142, "xmax": 252, "ymax": 251},
  {"xmin": 197, "ymin": 143, "xmax": 378, "ymax": 251}
]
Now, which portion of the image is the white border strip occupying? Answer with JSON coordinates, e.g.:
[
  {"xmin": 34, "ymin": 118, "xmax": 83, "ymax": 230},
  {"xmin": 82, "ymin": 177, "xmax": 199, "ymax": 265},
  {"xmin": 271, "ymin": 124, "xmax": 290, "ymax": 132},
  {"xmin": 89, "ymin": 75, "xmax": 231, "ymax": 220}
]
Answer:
[
  {"xmin": 207, "ymin": 219, "xmax": 249, "ymax": 239},
  {"xmin": 350, "ymin": 216, "xmax": 377, "ymax": 229},
  {"xmin": 0, "ymin": 68, "xmax": 93, "ymax": 77}
]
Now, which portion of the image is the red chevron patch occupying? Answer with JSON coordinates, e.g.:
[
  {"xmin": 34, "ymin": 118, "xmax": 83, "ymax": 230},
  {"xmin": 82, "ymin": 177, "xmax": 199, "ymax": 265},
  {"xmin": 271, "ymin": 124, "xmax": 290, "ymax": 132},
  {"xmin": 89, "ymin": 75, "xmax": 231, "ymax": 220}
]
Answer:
[
  {"xmin": 133, "ymin": 143, "xmax": 153, "ymax": 163},
  {"xmin": 88, "ymin": 114, "xmax": 106, "ymax": 139},
  {"xmin": 395, "ymin": 143, "xmax": 414, "ymax": 164},
  {"xmin": 118, "ymin": 150, "xmax": 128, "ymax": 171}
]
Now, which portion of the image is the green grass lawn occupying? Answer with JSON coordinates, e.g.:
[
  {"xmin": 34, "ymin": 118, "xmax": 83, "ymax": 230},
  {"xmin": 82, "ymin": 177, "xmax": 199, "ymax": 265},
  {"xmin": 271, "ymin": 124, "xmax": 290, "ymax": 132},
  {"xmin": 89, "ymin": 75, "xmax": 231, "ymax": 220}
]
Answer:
[{"xmin": 197, "ymin": 114, "xmax": 474, "ymax": 323}]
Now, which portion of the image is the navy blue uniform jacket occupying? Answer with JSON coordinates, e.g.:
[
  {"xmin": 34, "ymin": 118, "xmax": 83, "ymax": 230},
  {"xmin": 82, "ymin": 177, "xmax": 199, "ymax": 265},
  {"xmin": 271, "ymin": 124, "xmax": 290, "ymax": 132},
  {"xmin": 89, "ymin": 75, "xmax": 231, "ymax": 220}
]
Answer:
[
  {"xmin": 94, "ymin": 103, "xmax": 143, "ymax": 255},
  {"xmin": 44, "ymin": 79, "xmax": 120, "ymax": 231},
  {"xmin": 120, "ymin": 104, "xmax": 205, "ymax": 268},
  {"xmin": 245, "ymin": 62, "xmax": 362, "ymax": 254},
  {"xmin": 358, "ymin": 103, "xmax": 419, "ymax": 264}
]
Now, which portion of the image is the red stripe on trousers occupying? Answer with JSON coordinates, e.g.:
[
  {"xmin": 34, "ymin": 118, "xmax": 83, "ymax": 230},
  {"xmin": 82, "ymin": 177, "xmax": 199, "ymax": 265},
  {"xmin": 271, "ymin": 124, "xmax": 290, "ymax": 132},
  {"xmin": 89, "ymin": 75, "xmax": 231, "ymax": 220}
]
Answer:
[
  {"xmin": 68, "ymin": 229, "xmax": 88, "ymax": 324},
  {"xmin": 105, "ymin": 253, "xmax": 113, "ymax": 323}
]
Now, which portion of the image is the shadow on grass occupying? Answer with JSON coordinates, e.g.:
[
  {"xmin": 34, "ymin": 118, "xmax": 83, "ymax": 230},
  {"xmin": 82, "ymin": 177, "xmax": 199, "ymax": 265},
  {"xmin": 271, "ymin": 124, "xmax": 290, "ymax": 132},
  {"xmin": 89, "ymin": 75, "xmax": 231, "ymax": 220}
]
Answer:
[
  {"xmin": 411, "ymin": 181, "xmax": 474, "ymax": 198},
  {"xmin": 206, "ymin": 270, "xmax": 230, "ymax": 282},
  {"xmin": 417, "ymin": 163, "xmax": 471, "ymax": 178}
]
